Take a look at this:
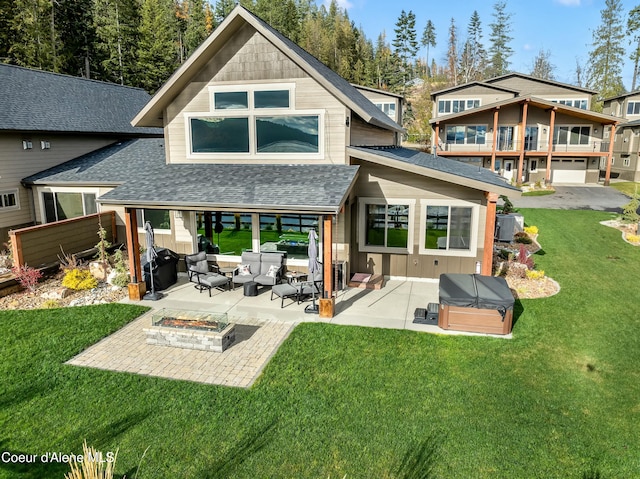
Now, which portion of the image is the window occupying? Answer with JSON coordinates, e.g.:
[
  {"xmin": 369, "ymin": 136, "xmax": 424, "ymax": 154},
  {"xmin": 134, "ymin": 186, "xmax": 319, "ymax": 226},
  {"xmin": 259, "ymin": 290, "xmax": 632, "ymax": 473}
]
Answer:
[
  {"xmin": 553, "ymin": 126, "xmax": 590, "ymax": 145},
  {"xmin": 188, "ymin": 84, "xmax": 322, "ymax": 157},
  {"xmin": 259, "ymin": 213, "xmax": 319, "ymax": 259},
  {"xmin": 197, "ymin": 212, "xmax": 252, "ymax": 255},
  {"xmin": 445, "ymin": 125, "xmax": 486, "ymax": 145},
  {"xmin": 530, "ymin": 160, "xmax": 538, "ymax": 172},
  {"xmin": 524, "ymin": 126, "xmax": 538, "ymax": 150},
  {"xmin": 375, "ymin": 102, "xmax": 396, "ymax": 119},
  {"xmin": 359, "ymin": 199, "xmax": 414, "ymax": 253},
  {"xmin": 498, "ymin": 126, "xmax": 514, "ymax": 150},
  {"xmin": 42, "ymin": 191, "xmax": 96, "ymax": 222},
  {"xmin": 624, "ymin": 158, "xmax": 631, "ymax": 167},
  {"xmin": 627, "ymin": 101, "xmax": 640, "ymax": 115},
  {"xmin": 419, "ymin": 200, "xmax": 478, "ymax": 256},
  {"xmin": 551, "ymin": 99, "xmax": 588, "ymax": 110},
  {"xmin": 139, "ymin": 209, "xmax": 170, "ymax": 230},
  {"xmin": 438, "ymin": 99, "xmax": 480, "ymax": 114},
  {"xmin": 0, "ymin": 190, "xmax": 19, "ymax": 210}
]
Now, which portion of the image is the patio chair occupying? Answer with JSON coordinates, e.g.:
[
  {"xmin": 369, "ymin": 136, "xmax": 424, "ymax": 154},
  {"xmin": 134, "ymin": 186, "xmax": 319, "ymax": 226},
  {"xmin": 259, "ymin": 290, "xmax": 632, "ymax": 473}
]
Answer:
[
  {"xmin": 296, "ymin": 268, "xmax": 323, "ymax": 305},
  {"xmin": 231, "ymin": 252, "xmax": 261, "ymax": 290},
  {"xmin": 184, "ymin": 251, "xmax": 229, "ymax": 297},
  {"xmin": 254, "ymin": 252, "xmax": 285, "ymax": 287}
]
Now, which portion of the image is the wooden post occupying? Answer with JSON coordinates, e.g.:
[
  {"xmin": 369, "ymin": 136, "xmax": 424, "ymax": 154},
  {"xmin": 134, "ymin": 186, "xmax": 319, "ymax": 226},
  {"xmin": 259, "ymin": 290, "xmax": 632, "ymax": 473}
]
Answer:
[
  {"xmin": 125, "ymin": 207, "xmax": 146, "ymax": 300},
  {"xmin": 604, "ymin": 123, "xmax": 616, "ymax": 186},
  {"xmin": 9, "ymin": 230, "xmax": 23, "ymax": 268},
  {"xmin": 482, "ymin": 192, "xmax": 499, "ymax": 276},
  {"xmin": 490, "ymin": 107, "xmax": 500, "ymax": 171},
  {"xmin": 546, "ymin": 107, "xmax": 556, "ymax": 184},
  {"xmin": 434, "ymin": 123, "xmax": 440, "ymax": 153},
  {"xmin": 320, "ymin": 215, "xmax": 334, "ymax": 318},
  {"xmin": 517, "ymin": 100, "xmax": 529, "ymax": 186}
]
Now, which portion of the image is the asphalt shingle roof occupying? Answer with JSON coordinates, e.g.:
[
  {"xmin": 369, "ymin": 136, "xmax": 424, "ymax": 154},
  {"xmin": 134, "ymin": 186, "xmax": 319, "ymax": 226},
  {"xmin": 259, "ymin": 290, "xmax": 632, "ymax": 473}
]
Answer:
[
  {"xmin": 0, "ymin": 64, "xmax": 161, "ymax": 135},
  {"xmin": 348, "ymin": 146, "xmax": 519, "ymax": 193},
  {"xmin": 23, "ymin": 138, "xmax": 359, "ymax": 214}
]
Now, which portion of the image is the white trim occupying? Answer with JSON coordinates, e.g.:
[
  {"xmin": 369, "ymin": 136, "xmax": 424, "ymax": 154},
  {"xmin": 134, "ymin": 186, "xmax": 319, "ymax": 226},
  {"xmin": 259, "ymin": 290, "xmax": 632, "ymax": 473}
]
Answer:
[
  {"xmin": 418, "ymin": 199, "xmax": 479, "ymax": 257},
  {"xmin": 550, "ymin": 98, "xmax": 588, "ymax": 109},
  {"xmin": 438, "ymin": 98, "xmax": 481, "ymax": 114},
  {"xmin": 136, "ymin": 208, "xmax": 172, "ymax": 235},
  {"xmin": 445, "ymin": 124, "xmax": 488, "ymax": 146},
  {"xmin": 208, "ymin": 82, "xmax": 296, "ymax": 110},
  {"xmin": 0, "ymin": 189, "xmax": 20, "ymax": 212},
  {"xmin": 553, "ymin": 124, "xmax": 591, "ymax": 145},
  {"xmin": 39, "ymin": 187, "xmax": 99, "ymax": 223},
  {"xmin": 358, "ymin": 197, "xmax": 415, "ymax": 254}
]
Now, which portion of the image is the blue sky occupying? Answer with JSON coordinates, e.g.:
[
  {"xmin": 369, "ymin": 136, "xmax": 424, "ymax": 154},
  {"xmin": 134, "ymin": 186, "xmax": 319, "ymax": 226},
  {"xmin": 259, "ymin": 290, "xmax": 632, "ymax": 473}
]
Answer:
[{"xmin": 326, "ymin": 0, "xmax": 639, "ymax": 89}]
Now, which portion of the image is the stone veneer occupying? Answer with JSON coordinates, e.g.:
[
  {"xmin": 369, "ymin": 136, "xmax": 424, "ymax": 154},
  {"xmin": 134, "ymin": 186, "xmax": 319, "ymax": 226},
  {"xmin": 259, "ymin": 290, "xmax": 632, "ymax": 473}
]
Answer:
[{"xmin": 144, "ymin": 322, "xmax": 236, "ymax": 352}]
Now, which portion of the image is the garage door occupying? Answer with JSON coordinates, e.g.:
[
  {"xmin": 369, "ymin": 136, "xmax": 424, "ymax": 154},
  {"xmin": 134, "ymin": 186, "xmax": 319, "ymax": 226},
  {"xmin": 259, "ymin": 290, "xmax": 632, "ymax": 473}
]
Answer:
[{"xmin": 551, "ymin": 159, "xmax": 587, "ymax": 184}]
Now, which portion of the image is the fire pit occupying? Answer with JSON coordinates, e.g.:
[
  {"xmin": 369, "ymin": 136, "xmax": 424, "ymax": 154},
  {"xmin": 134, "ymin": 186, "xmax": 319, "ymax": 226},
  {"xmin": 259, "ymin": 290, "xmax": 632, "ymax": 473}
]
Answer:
[{"xmin": 144, "ymin": 309, "xmax": 235, "ymax": 352}]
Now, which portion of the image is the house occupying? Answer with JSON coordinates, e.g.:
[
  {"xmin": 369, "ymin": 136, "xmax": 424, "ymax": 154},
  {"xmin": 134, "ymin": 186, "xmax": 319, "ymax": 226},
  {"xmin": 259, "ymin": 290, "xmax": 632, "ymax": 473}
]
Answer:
[
  {"xmin": 430, "ymin": 73, "xmax": 620, "ymax": 185},
  {"xmin": 354, "ymin": 85, "xmax": 404, "ymax": 124},
  {"xmin": 24, "ymin": 6, "xmax": 518, "ymax": 317},
  {"xmin": 602, "ymin": 91, "xmax": 640, "ymax": 182},
  {"xmin": 0, "ymin": 64, "xmax": 161, "ymax": 243}
]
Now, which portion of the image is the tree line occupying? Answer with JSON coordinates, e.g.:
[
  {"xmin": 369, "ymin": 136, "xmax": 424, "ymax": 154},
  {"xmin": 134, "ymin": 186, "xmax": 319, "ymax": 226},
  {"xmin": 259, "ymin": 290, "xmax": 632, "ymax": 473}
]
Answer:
[{"xmin": 1, "ymin": 0, "xmax": 639, "ymax": 134}]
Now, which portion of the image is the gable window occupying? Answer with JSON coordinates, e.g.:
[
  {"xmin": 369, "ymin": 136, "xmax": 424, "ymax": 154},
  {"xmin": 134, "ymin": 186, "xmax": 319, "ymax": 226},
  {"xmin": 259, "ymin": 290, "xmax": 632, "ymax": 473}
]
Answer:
[
  {"xmin": 438, "ymin": 99, "xmax": 480, "ymax": 114},
  {"xmin": 627, "ymin": 102, "xmax": 640, "ymax": 115},
  {"xmin": 188, "ymin": 84, "xmax": 322, "ymax": 158},
  {"xmin": 551, "ymin": 99, "xmax": 588, "ymax": 110},
  {"xmin": 553, "ymin": 125, "xmax": 590, "ymax": 145},
  {"xmin": 43, "ymin": 191, "xmax": 96, "ymax": 223},
  {"xmin": 359, "ymin": 198, "xmax": 414, "ymax": 253},
  {"xmin": 445, "ymin": 125, "xmax": 486, "ymax": 145},
  {"xmin": 0, "ymin": 190, "xmax": 19, "ymax": 211},
  {"xmin": 375, "ymin": 102, "xmax": 396, "ymax": 119},
  {"xmin": 419, "ymin": 200, "xmax": 478, "ymax": 256}
]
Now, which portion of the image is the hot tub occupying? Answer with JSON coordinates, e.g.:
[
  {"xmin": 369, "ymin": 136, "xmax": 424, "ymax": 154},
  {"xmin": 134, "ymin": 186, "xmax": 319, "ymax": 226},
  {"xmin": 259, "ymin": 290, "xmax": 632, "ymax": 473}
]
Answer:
[{"xmin": 438, "ymin": 274, "xmax": 515, "ymax": 335}]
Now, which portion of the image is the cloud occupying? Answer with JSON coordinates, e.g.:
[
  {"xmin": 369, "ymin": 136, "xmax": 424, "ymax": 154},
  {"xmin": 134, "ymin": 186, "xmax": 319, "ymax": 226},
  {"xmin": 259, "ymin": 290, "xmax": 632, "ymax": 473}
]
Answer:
[
  {"xmin": 523, "ymin": 44, "xmax": 533, "ymax": 51},
  {"xmin": 554, "ymin": 0, "xmax": 581, "ymax": 6}
]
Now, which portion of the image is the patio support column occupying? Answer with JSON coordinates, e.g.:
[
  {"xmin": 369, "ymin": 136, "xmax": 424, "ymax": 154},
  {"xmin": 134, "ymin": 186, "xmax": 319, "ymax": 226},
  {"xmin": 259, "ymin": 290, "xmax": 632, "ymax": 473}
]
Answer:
[
  {"xmin": 517, "ymin": 100, "xmax": 529, "ymax": 186},
  {"xmin": 320, "ymin": 215, "xmax": 335, "ymax": 318},
  {"xmin": 434, "ymin": 123, "xmax": 440, "ymax": 153},
  {"xmin": 490, "ymin": 107, "xmax": 500, "ymax": 171},
  {"xmin": 546, "ymin": 107, "xmax": 556, "ymax": 184},
  {"xmin": 604, "ymin": 123, "xmax": 617, "ymax": 186},
  {"xmin": 125, "ymin": 207, "xmax": 145, "ymax": 301},
  {"xmin": 482, "ymin": 192, "xmax": 499, "ymax": 276}
]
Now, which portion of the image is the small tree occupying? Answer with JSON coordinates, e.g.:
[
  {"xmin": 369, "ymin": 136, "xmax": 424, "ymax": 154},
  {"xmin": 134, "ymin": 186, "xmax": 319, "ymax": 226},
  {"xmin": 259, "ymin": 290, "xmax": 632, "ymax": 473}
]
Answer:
[
  {"xmin": 622, "ymin": 187, "xmax": 640, "ymax": 225},
  {"xmin": 95, "ymin": 215, "xmax": 112, "ymax": 264}
]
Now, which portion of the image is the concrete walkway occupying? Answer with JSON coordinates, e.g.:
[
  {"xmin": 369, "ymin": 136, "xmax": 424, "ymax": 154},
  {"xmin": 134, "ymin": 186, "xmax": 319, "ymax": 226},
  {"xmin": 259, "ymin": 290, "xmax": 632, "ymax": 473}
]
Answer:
[{"xmin": 512, "ymin": 184, "xmax": 628, "ymax": 211}]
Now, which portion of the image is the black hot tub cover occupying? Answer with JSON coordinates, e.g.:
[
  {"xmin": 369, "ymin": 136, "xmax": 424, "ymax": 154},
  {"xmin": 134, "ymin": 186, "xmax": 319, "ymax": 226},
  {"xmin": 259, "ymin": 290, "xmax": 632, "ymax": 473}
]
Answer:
[{"xmin": 439, "ymin": 274, "xmax": 514, "ymax": 310}]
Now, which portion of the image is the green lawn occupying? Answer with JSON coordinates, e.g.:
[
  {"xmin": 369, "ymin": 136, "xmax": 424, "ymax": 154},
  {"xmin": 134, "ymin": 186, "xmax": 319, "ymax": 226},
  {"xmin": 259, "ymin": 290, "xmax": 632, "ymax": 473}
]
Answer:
[
  {"xmin": 610, "ymin": 181, "xmax": 640, "ymax": 197},
  {"xmin": 1, "ymin": 209, "xmax": 639, "ymax": 478},
  {"xmin": 522, "ymin": 189, "xmax": 556, "ymax": 197}
]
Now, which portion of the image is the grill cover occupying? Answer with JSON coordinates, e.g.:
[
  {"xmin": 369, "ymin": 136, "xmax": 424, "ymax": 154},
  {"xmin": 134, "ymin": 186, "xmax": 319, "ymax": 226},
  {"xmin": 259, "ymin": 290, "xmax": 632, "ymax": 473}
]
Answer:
[{"xmin": 439, "ymin": 274, "xmax": 514, "ymax": 311}]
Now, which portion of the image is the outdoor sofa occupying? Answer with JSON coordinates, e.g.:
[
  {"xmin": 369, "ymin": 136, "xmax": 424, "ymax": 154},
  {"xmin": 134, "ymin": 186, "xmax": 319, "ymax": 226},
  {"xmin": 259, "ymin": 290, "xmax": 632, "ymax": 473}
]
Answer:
[{"xmin": 232, "ymin": 251, "xmax": 285, "ymax": 290}]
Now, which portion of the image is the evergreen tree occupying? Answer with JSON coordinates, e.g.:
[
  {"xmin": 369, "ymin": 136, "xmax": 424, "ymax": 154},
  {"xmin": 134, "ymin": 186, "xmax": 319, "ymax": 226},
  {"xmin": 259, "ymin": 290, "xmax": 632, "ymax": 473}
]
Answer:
[
  {"xmin": 461, "ymin": 10, "xmax": 486, "ymax": 82},
  {"xmin": 586, "ymin": 0, "xmax": 626, "ymax": 104},
  {"xmin": 213, "ymin": 0, "xmax": 236, "ymax": 25},
  {"xmin": 9, "ymin": 0, "xmax": 61, "ymax": 71},
  {"xmin": 183, "ymin": 0, "xmax": 208, "ymax": 58},
  {"xmin": 530, "ymin": 49, "xmax": 555, "ymax": 80},
  {"xmin": 137, "ymin": 0, "xmax": 179, "ymax": 93},
  {"xmin": 93, "ymin": 0, "xmax": 140, "ymax": 85},
  {"xmin": 0, "ymin": 0, "xmax": 17, "ymax": 61},
  {"xmin": 627, "ymin": 5, "xmax": 640, "ymax": 91},
  {"xmin": 254, "ymin": 0, "xmax": 301, "ymax": 41},
  {"xmin": 57, "ymin": 0, "xmax": 96, "ymax": 77},
  {"xmin": 446, "ymin": 17, "xmax": 458, "ymax": 85},
  {"xmin": 392, "ymin": 9, "xmax": 418, "ymax": 91},
  {"xmin": 487, "ymin": 0, "xmax": 513, "ymax": 78},
  {"xmin": 420, "ymin": 19, "xmax": 436, "ymax": 78}
]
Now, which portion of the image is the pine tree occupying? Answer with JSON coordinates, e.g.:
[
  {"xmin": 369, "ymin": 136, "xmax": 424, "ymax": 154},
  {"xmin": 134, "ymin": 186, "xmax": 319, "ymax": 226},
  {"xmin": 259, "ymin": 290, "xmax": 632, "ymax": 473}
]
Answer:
[
  {"xmin": 446, "ymin": 17, "xmax": 458, "ymax": 86},
  {"xmin": 183, "ymin": 0, "xmax": 208, "ymax": 58},
  {"xmin": 213, "ymin": 0, "xmax": 236, "ymax": 25},
  {"xmin": 392, "ymin": 9, "xmax": 418, "ymax": 91},
  {"xmin": 420, "ymin": 19, "xmax": 436, "ymax": 78},
  {"xmin": 137, "ymin": 0, "xmax": 179, "ymax": 93},
  {"xmin": 530, "ymin": 49, "xmax": 555, "ymax": 80},
  {"xmin": 586, "ymin": 0, "xmax": 626, "ymax": 104},
  {"xmin": 627, "ymin": 5, "xmax": 640, "ymax": 91},
  {"xmin": 487, "ymin": 0, "xmax": 513, "ymax": 78},
  {"xmin": 0, "ymin": 0, "xmax": 17, "ymax": 61},
  {"xmin": 461, "ymin": 10, "xmax": 486, "ymax": 82},
  {"xmin": 9, "ymin": 0, "xmax": 61, "ymax": 71}
]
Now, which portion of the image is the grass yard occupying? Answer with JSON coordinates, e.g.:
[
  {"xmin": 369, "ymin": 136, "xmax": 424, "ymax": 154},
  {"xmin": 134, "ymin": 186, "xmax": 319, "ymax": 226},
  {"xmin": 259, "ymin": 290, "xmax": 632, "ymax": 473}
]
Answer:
[
  {"xmin": 1, "ymin": 209, "xmax": 639, "ymax": 478},
  {"xmin": 610, "ymin": 181, "xmax": 640, "ymax": 197}
]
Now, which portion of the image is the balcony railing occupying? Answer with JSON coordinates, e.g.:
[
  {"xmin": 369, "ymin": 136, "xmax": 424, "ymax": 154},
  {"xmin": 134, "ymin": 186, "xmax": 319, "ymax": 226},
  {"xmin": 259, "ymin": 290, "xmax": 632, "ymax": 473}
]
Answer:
[{"xmin": 438, "ymin": 140, "xmax": 605, "ymax": 153}]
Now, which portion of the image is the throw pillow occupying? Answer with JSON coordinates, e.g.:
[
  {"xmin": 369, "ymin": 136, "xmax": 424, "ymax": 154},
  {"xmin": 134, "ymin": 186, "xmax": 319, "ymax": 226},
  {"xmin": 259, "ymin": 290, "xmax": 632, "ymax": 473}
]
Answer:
[
  {"xmin": 238, "ymin": 264, "xmax": 252, "ymax": 276},
  {"xmin": 266, "ymin": 265, "xmax": 279, "ymax": 278}
]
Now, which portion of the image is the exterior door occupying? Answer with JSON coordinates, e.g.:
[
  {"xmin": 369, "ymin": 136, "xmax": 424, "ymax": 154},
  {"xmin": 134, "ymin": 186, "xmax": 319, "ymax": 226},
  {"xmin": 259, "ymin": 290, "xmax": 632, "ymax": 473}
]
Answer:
[{"xmin": 503, "ymin": 159, "xmax": 515, "ymax": 182}]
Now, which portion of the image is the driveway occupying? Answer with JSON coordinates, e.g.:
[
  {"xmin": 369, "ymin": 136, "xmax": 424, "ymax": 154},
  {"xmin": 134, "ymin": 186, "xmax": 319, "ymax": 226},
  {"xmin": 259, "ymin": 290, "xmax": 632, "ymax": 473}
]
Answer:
[{"xmin": 511, "ymin": 185, "xmax": 628, "ymax": 212}]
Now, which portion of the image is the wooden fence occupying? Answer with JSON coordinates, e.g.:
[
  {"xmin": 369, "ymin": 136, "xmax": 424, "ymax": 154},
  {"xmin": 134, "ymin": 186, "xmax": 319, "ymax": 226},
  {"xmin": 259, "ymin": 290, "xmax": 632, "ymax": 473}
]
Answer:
[{"xmin": 10, "ymin": 211, "xmax": 117, "ymax": 269}]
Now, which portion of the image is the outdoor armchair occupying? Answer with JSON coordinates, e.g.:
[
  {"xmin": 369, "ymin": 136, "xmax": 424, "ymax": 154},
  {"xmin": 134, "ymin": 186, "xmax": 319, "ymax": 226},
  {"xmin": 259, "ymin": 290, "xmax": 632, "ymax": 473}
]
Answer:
[{"xmin": 184, "ymin": 251, "xmax": 229, "ymax": 297}]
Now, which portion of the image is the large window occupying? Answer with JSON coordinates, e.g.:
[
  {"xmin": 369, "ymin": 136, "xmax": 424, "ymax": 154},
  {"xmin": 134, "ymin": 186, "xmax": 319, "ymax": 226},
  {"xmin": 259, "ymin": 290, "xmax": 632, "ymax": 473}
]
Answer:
[
  {"xmin": 140, "ymin": 209, "xmax": 170, "ymax": 230},
  {"xmin": 375, "ymin": 102, "xmax": 396, "ymax": 119},
  {"xmin": 197, "ymin": 212, "xmax": 252, "ymax": 255},
  {"xmin": 445, "ymin": 125, "xmax": 486, "ymax": 145},
  {"xmin": 188, "ymin": 85, "xmax": 322, "ymax": 157},
  {"xmin": 259, "ymin": 213, "xmax": 319, "ymax": 259},
  {"xmin": 551, "ymin": 99, "xmax": 588, "ymax": 110},
  {"xmin": 420, "ymin": 200, "xmax": 478, "ymax": 256},
  {"xmin": 0, "ymin": 190, "xmax": 19, "ymax": 211},
  {"xmin": 359, "ymin": 199, "xmax": 414, "ymax": 253},
  {"xmin": 438, "ymin": 99, "xmax": 480, "ymax": 114},
  {"xmin": 627, "ymin": 102, "xmax": 640, "ymax": 115},
  {"xmin": 43, "ymin": 191, "xmax": 96, "ymax": 223},
  {"xmin": 553, "ymin": 125, "xmax": 590, "ymax": 145},
  {"xmin": 524, "ymin": 126, "xmax": 539, "ymax": 150},
  {"xmin": 498, "ymin": 126, "xmax": 514, "ymax": 150}
]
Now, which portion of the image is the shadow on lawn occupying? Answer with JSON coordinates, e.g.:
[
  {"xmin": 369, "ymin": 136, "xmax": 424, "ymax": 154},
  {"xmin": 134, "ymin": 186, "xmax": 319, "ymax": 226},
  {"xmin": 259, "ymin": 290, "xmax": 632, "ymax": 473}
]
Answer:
[
  {"xmin": 511, "ymin": 298, "xmax": 525, "ymax": 329},
  {"xmin": 0, "ymin": 439, "xmax": 69, "ymax": 478},
  {"xmin": 395, "ymin": 433, "xmax": 442, "ymax": 479}
]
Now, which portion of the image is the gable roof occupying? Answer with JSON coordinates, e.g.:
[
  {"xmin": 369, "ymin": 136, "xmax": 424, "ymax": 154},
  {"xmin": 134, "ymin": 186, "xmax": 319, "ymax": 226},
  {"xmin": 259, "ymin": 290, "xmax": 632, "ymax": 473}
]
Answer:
[
  {"xmin": 485, "ymin": 72, "xmax": 597, "ymax": 95},
  {"xmin": 429, "ymin": 95, "xmax": 620, "ymax": 125},
  {"xmin": 431, "ymin": 81, "xmax": 519, "ymax": 99},
  {"xmin": 0, "ymin": 63, "xmax": 161, "ymax": 136},
  {"xmin": 23, "ymin": 138, "xmax": 359, "ymax": 214},
  {"xmin": 601, "ymin": 90, "xmax": 640, "ymax": 102},
  {"xmin": 347, "ymin": 146, "xmax": 519, "ymax": 196},
  {"xmin": 132, "ymin": 5, "xmax": 403, "ymax": 133}
]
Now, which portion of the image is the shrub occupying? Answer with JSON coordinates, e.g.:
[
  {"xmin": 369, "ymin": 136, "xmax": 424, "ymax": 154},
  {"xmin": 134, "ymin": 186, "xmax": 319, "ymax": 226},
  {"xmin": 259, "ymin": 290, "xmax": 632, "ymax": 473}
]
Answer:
[
  {"xmin": 526, "ymin": 269, "xmax": 545, "ymax": 280},
  {"xmin": 11, "ymin": 264, "xmax": 43, "ymax": 293},
  {"xmin": 626, "ymin": 234, "xmax": 640, "ymax": 243},
  {"xmin": 109, "ymin": 249, "xmax": 129, "ymax": 287},
  {"xmin": 65, "ymin": 441, "xmax": 119, "ymax": 479},
  {"xmin": 524, "ymin": 225, "xmax": 539, "ymax": 235},
  {"xmin": 40, "ymin": 299, "xmax": 61, "ymax": 309},
  {"xmin": 514, "ymin": 232, "xmax": 533, "ymax": 244},
  {"xmin": 499, "ymin": 195, "xmax": 516, "ymax": 215},
  {"xmin": 517, "ymin": 244, "xmax": 535, "ymax": 270},
  {"xmin": 63, "ymin": 269, "xmax": 98, "ymax": 290}
]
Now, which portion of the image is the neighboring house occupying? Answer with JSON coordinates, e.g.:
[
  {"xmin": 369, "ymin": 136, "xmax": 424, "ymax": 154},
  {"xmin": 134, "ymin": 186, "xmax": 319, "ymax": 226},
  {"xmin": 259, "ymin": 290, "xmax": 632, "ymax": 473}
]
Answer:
[
  {"xmin": 24, "ymin": 6, "xmax": 517, "ymax": 316},
  {"xmin": 0, "ymin": 64, "xmax": 161, "ymax": 244},
  {"xmin": 354, "ymin": 85, "xmax": 404, "ymax": 124},
  {"xmin": 430, "ymin": 73, "xmax": 620, "ymax": 185},
  {"xmin": 602, "ymin": 91, "xmax": 640, "ymax": 182}
]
